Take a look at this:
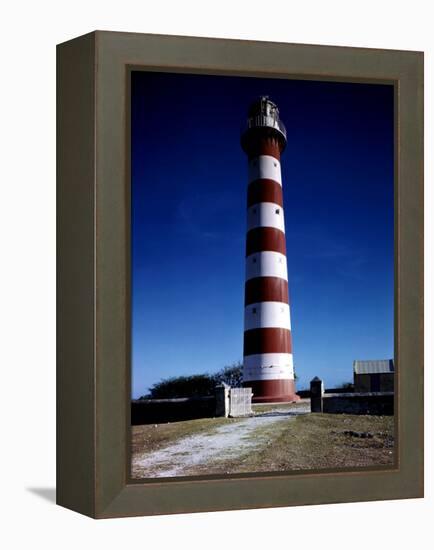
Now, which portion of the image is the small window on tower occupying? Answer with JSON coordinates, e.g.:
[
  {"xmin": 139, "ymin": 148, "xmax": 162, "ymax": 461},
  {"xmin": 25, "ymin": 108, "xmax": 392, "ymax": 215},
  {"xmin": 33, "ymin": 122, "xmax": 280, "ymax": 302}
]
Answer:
[
  {"xmin": 252, "ymin": 308, "xmax": 257, "ymax": 314},
  {"xmin": 252, "ymin": 258, "xmax": 257, "ymax": 263},
  {"xmin": 273, "ymin": 162, "xmax": 277, "ymax": 167},
  {"xmin": 275, "ymin": 208, "xmax": 280, "ymax": 215}
]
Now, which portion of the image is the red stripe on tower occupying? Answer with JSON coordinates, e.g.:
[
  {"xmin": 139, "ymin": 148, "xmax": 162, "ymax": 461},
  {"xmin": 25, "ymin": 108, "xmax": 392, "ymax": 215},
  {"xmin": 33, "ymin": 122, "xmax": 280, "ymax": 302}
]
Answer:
[
  {"xmin": 244, "ymin": 277, "xmax": 289, "ymax": 306},
  {"xmin": 247, "ymin": 179, "xmax": 284, "ymax": 208},
  {"xmin": 241, "ymin": 96, "xmax": 299, "ymax": 403}
]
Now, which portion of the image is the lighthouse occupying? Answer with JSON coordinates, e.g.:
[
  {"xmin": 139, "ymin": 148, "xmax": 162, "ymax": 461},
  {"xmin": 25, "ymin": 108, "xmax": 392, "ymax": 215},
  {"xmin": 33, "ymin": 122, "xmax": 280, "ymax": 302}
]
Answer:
[{"xmin": 241, "ymin": 97, "xmax": 298, "ymax": 403}]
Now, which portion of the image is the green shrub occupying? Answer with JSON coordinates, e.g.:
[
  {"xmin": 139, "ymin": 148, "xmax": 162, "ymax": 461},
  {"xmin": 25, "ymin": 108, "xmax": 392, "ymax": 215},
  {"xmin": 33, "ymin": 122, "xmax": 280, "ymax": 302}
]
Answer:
[{"xmin": 140, "ymin": 361, "xmax": 244, "ymax": 399}]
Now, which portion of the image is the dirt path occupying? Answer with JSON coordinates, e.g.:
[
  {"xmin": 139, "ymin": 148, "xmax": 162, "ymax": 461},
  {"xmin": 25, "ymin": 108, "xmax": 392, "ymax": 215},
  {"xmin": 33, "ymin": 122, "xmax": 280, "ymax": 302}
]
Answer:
[{"xmin": 132, "ymin": 405, "xmax": 310, "ymax": 478}]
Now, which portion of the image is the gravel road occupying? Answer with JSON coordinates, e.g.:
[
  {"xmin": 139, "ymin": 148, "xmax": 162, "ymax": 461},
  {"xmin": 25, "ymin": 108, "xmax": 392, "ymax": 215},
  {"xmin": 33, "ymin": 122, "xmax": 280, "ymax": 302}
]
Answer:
[{"xmin": 132, "ymin": 404, "xmax": 310, "ymax": 478}]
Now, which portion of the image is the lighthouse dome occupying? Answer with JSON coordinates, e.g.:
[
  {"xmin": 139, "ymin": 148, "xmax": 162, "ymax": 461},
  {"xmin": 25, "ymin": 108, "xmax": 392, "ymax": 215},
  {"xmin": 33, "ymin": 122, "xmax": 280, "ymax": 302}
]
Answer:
[{"xmin": 241, "ymin": 96, "xmax": 287, "ymax": 152}]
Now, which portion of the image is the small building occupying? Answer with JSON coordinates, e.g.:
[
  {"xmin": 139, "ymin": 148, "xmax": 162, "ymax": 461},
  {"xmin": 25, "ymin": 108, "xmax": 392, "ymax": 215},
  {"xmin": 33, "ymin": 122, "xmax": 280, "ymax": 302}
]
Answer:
[{"xmin": 353, "ymin": 359, "xmax": 394, "ymax": 393}]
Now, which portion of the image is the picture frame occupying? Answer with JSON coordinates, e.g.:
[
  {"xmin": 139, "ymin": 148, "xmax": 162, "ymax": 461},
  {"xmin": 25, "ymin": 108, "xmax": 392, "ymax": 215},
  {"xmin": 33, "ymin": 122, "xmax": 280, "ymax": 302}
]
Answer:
[{"xmin": 57, "ymin": 30, "xmax": 423, "ymax": 518}]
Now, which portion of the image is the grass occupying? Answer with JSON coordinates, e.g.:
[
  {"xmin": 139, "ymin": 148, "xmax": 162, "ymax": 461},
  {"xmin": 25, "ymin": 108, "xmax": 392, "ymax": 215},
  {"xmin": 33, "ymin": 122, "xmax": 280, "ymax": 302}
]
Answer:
[
  {"xmin": 131, "ymin": 410, "xmax": 395, "ymax": 477},
  {"xmin": 218, "ymin": 413, "xmax": 395, "ymax": 474}
]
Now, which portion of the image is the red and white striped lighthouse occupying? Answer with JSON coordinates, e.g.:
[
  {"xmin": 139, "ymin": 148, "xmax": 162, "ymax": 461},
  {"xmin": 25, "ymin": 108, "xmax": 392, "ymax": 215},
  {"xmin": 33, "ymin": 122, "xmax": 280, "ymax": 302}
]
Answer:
[{"xmin": 241, "ymin": 96, "xmax": 299, "ymax": 403}]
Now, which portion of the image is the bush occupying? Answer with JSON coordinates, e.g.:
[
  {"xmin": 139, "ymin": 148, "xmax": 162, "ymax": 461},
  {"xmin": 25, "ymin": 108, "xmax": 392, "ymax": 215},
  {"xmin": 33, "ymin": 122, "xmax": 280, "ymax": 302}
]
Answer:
[
  {"xmin": 214, "ymin": 361, "xmax": 243, "ymax": 387},
  {"xmin": 139, "ymin": 361, "xmax": 244, "ymax": 399},
  {"xmin": 338, "ymin": 382, "xmax": 355, "ymax": 391},
  {"xmin": 144, "ymin": 374, "xmax": 216, "ymax": 399}
]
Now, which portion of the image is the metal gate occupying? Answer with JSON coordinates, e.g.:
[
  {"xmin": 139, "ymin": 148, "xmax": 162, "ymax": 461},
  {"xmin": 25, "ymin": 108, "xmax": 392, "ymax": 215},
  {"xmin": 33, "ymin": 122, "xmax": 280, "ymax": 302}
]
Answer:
[{"xmin": 229, "ymin": 387, "xmax": 253, "ymax": 417}]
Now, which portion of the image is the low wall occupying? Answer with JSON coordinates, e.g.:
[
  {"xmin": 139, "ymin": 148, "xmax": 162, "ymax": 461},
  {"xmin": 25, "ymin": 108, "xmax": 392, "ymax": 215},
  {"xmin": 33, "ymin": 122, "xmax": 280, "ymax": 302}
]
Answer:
[
  {"xmin": 298, "ymin": 387, "xmax": 355, "ymax": 398},
  {"xmin": 321, "ymin": 392, "xmax": 394, "ymax": 415},
  {"xmin": 131, "ymin": 396, "xmax": 216, "ymax": 425}
]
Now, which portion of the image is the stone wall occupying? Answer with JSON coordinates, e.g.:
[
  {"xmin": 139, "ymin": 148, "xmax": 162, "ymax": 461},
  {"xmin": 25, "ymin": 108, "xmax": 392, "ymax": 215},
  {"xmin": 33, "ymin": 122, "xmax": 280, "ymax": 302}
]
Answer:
[
  {"xmin": 297, "ymin": 387, "xmax": 354, "ymax": 399},
  {"xmin": 309, "ymin": 377, "xmax": 394, "ymax": 415},
  {"xmin": 322, "ymin": 392, "xmax": 394, "ymax": 415},
  {"xmin": 131, "ymin": 387, "xmax": 254, "ymax": 425},
  {"xmin": 131, "ymin": 396, "xmax": 215, "ymax": 425}
]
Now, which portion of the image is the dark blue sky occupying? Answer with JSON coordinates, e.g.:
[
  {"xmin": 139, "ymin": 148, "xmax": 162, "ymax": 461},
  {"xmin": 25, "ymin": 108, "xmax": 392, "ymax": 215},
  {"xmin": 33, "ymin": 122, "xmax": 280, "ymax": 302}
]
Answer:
[{"xmin": 131, "ymin": 70, "xmax": 394, "ymax": 398}]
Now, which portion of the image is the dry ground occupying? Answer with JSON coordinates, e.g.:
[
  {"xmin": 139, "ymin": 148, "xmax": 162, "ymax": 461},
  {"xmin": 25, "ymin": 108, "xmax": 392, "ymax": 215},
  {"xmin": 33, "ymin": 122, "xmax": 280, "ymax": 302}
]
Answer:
[{"xmin": 131, "ymin": 403, "xmax": 394, "ymax": 479}]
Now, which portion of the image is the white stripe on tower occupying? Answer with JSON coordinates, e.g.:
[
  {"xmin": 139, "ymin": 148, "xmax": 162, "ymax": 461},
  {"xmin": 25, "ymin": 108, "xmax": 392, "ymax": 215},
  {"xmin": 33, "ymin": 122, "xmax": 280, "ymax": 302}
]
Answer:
[
  {"xmin": 244, "ymin": 302, "xmax": 291, "ymax": 331},
  {"xmin": 245, "ymin": 251, "xmax": 288, "ymax": 281},
  {"xmin": 241, "ymin": 96, "xmax": 299, "ymax": 403},
  {"xmin": 248, "ymin": 155, "xmax": 282, "ymax": 185},
  {"xmin": 247, "ymin": 202, "xmax": 285, "ymax": 233},
  {"xmin": 243, "ymin": 353, "xmax": 294, "ymax": 381}
]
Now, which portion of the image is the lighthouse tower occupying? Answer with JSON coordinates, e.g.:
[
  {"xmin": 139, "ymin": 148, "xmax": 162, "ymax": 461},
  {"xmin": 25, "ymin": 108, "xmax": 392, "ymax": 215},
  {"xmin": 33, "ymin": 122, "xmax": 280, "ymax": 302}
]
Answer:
[{"xmin": 241, "ymin": 97, "xmax": 298, "ymax": 403}]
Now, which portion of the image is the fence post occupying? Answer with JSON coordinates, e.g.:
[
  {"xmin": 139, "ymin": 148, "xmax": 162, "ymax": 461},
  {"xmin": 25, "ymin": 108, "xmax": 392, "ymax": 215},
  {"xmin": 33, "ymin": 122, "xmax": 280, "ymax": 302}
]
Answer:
[
  {"xmin": 310, "ymin": 377, "xmax": 324, "ymax": 413},
  {"xmin": 215, "ymin": 384, "xmax": 230, "ymax": 417}
]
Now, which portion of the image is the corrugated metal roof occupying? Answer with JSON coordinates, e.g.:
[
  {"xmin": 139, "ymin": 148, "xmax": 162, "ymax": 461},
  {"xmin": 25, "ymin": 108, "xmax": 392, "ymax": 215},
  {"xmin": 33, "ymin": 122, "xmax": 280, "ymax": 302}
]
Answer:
[{"xmin": 353, "ymin": 359, "xmax": 394, "ymax": 374}]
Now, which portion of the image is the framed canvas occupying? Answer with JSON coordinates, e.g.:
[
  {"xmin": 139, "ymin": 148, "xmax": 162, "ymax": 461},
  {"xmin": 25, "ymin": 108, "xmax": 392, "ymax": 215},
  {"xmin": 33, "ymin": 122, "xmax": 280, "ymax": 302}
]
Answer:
[{"xmin": 57, "ymin": 31, "xmax": 423, "ymax": 518}]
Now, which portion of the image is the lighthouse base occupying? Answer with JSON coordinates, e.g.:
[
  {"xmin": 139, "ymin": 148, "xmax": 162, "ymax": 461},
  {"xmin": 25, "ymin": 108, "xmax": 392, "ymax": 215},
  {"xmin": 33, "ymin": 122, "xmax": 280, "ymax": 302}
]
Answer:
[{"xmin": 244, "ymin": 379, "xmax": 300, "ymax": 403}]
